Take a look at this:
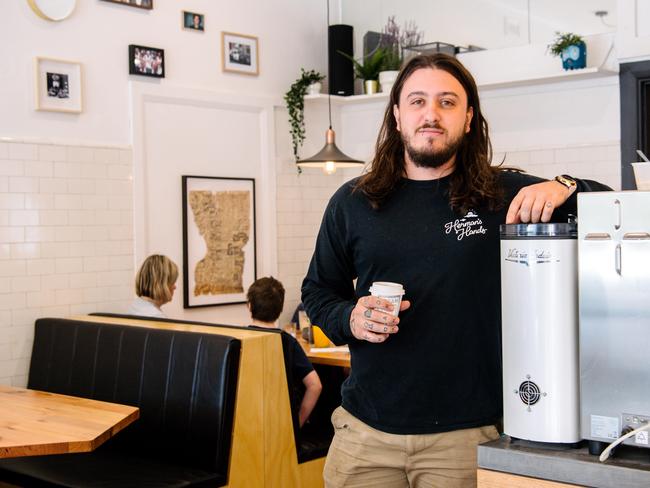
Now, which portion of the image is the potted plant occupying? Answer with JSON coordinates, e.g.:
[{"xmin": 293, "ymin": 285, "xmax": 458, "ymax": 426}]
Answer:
[
  {"xmin": 284, "ymin": 68, "xmax": 325, "ymax": 161},
  {"xmin": 548, "ymin": 32, "xmax": 586, "ymax": 70},
  {"xmin": 378, "ymin": 16, "xmax": 423, "ymax": 93},
  {"xmin": 338, "ymin": 48, "xmax": 386, "ymax": 94}
]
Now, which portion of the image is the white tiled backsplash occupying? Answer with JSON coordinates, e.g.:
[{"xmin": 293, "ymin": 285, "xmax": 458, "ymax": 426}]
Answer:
[
  {"xmin": 494, "ymin": 142, "xmax": 621, "ymax": 190},
  {"xmin": 0, "ymin": 140, "xmax": 134, "ymax": 386},
  {"xmin": 274, "ymin": 154, "xmax": 354, "ymax": 327}
]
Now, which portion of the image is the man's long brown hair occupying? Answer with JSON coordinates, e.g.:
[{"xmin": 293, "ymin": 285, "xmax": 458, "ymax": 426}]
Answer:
[{"xmin": 354, "ymin": 53, "xmax": 503, "ymax": 213}]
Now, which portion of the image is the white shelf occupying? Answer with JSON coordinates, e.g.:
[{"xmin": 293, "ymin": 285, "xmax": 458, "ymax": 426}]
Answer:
[
  {"xmin": 460, "ymin": 32, "xmax": 618, "ymax": 91},
  {"xmin": 477, "ymin": 66, "xmax": 618, "ymax": 90},
  {"xmin": 303, "ymin": 92, "xmax": 388, "ymax": 105},
  {"xmin": 304, "ymin": 33, "xmax": 619, "ymax": 103},
  {"xmin": 304, "ymin": 65, "xmax": 617, "ymax": 106}
]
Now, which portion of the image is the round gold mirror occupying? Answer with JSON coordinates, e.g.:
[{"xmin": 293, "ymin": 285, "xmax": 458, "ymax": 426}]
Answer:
[{"xmin": 27, "ymin": 0, "xmax": 76, "ymax": 21}]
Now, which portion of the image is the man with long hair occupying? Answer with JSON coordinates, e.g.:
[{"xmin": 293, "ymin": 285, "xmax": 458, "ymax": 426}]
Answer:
[{"xmin": 301, "ymin": 54, "xmax": 608, "ymax": 487}]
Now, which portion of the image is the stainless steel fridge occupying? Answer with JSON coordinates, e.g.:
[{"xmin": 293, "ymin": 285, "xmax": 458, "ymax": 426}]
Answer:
[{"xmin": 578, "ymin": 191, "xmax": 650, "ymax": 455}]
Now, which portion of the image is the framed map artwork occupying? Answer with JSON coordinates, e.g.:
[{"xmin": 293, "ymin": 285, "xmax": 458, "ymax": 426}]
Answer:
[{"xmin": 182, "ymin": 176, "xmax": 257, "ymax": 308}]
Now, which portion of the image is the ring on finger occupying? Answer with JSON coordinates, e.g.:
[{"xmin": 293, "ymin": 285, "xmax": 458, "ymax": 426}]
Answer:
[{"xmin": 364, "ymin": 308, "xmax": 372, "ymax": 319}]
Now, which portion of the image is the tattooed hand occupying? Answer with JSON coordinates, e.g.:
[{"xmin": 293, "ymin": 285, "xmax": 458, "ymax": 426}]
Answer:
[{"xmin": 349, "ymin": 295, "xmax": 411, "ymax": 343}]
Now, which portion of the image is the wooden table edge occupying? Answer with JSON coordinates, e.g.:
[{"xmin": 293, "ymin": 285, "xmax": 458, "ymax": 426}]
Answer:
[{"xmin": 0, "ymin": 387, "xmax": 140, "ymax": 459}]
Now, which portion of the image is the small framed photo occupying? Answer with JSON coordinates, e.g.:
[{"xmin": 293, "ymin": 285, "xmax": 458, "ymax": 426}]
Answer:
[
  {"xmin": 128, "ymin": 44, "xmax": 165, "ymax": 78},
  {"xmin": 183, "ymin": 11, "xmax": 204, "ymax": 31},
  {"xmin": 34, "ymin": 57, "xmax": 82, "ymax": 113},
  {"xmin": 182, "ymin": 175, "xmax": 257, "ymax": 308},
  {"xmin": 221, "ymin": 32, "xmax": 259, "ymax": 76},
  {"xmin": 100, "ymin": 0, "xmax": 153, "ymax": 10}
]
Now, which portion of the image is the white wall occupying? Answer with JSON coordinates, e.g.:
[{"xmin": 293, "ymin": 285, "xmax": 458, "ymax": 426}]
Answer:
[
  {"xmin": 341, "ymin": 0, "xmax": 617, "ymax": 55},
  {"xmin": 131, "ymin": 84, "xmax": 278, "ymax": 325},
  {"xmin": 0, "ymin": 0, "xmax": 329, "ymax": 385},
  {"xmin": 0, "ymin": 0, "xmax": 327, "ymax": 144}
]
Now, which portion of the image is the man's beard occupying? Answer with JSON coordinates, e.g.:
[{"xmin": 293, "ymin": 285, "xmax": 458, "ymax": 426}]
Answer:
[{"xmin": 403, "ymin": 125, "xmax": 466, "ymax": 169}]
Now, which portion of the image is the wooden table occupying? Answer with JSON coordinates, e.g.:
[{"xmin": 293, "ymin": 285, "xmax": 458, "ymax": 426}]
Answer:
[
  {"xmin": 298, "ymin": 337, "xmax": 351, "ymax": 368},
  {"xmin": 0, "ymin": 385, "xmax": 139, "ymax": 459}
]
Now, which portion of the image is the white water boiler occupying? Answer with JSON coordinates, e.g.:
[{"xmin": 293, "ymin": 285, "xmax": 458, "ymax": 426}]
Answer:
[{"xmin": 500, "ymin": 222, "xmax": 580, "ymax": 444}]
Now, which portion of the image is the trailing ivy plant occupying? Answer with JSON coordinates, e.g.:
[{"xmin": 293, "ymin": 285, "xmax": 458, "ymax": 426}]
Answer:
[{"xmin": 284, "ymin": 68, "xmax": 325, "ymax": 162}]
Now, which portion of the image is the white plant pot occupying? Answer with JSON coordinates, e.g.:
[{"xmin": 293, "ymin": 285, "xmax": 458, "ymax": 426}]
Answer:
[
  {"xmin": 306, "ymin": 82, "xmax": 322, "ymax": 95},
  {"xmin": 379, "ymin": 70, "xmax": 399, "ymax": 93}
]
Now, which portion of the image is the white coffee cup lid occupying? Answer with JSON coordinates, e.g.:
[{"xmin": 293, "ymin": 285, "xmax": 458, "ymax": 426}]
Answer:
[{"xmin": 369, "ymin": 281, "xmax": 405, "ymax": 296}]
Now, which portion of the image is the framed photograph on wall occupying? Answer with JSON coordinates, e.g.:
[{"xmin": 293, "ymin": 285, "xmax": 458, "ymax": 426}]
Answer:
[
  {"xmin": 182, "ymin": 11, "xmax": 204, "ymax": 31},
  {"xmin": 100, "ymin": 0, "xmax": 153, "ymax": 10},
  {"xmin": 221, "ymin": 32, "xmax": 259, "ymax": 76},
  {"xmin": 128, "ymin": 44, "xmax": 165, "ymax": 78},
  {"xmin": 34, "ymin": 57, "xmax": 82, "ymax": 113},
  {"xmin": 182, "ymin": 175, "xmax": 257, "ymax": 308}
]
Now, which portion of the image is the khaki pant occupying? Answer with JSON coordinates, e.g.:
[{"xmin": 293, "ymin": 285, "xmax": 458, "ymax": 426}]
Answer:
[{"xmin": 324, "ymin": 407, "xmax": 500, "ymax": 488}]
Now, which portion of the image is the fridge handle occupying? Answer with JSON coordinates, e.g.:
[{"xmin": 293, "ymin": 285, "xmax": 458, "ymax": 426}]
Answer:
[
  {"xmin": 585, "ymin": 233, "xmax": 611, "ymax": 240},
  {"xmin": 614, "ymin": 199, "xmax": 621, "ymax": 230},
  {"xmin": 623, "ymin": 232, "xmax": 650, "ymax": 240},
  {"xmin": 615, "ymin": 243, "xmax": 622, "ymax": 275}
]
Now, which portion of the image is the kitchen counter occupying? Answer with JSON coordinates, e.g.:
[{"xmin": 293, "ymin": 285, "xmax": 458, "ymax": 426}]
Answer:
[{"xmin": 478, "ymin": 436, "xmax": 650, "ymax": 488}]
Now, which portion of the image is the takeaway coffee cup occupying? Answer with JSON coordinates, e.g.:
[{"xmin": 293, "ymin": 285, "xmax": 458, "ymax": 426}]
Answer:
[{"xmin": 369, "ymin": 281, "xmax": 405, "ymax": 317}]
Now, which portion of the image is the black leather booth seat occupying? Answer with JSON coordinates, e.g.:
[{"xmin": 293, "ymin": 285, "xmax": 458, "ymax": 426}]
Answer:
[
  {"xmin": 0, "ymin": 318, "xmax": 241, "ymax": 488},
  {"xmin": 96, "ymin": 315, "xmax": 341, "ymax": 465}
]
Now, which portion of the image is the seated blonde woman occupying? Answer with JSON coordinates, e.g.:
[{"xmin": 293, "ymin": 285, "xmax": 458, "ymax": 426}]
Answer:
[{"xmin": 128, "ymin": 254, "xmax": 178, "ymax": 318}]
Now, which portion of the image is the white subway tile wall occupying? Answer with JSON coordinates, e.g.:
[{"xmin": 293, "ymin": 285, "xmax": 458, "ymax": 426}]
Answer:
[
  {"xmin": 0, "ymin": 141, "xmax": 133, "ymax": 386},
  {"xmin": 495, "ymin": 142, "xmax": 621, "ymax": 190},
  {"xmin": 275, "ymin": 152, "xmax": 357, "ymax": 327}
]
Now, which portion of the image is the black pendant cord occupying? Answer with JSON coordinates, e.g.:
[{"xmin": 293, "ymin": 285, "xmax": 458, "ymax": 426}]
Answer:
[{"xmin": 327, "ymin": 0, "xmax": 332, "ymax": 130}]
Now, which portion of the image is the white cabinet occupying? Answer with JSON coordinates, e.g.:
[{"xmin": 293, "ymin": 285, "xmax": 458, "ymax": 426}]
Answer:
[{"xmin": 617, "ymin": 0, "xmax": 650, "ymax": 62}]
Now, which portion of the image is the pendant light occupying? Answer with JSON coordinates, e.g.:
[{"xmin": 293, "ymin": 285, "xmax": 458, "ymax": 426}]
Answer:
[{"xmin": 297, "ymin": 0, "xmax": 364, "ymax": 175}]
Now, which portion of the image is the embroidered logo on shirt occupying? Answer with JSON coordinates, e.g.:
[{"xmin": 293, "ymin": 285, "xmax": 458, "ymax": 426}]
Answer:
[{"xmin": 443, "ymin": 210, "xmax": 487, "ymax": 241}]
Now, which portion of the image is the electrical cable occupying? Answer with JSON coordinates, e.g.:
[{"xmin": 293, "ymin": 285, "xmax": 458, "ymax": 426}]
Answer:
[
  {"xmin": 595, "ymin": 10, "xmax": 615, "ymax": 28},
  {"xmin": 326, "ymin": 0, "xmax": 332, "ymax": 130},
  {"xmin": 599, "ymin": 422, "xmax": 650, "ymax": 462}
]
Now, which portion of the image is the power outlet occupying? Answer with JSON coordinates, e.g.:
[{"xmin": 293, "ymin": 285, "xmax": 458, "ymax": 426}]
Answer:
[{"xmin": 621, "ymin": 413, "xmax": 650, "ymax": 446}]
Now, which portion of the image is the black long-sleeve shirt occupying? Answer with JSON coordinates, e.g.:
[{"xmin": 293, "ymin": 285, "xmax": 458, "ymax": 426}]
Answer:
[{"xmin": 301, "ymin": 170, "xmax": 609, "ymax": 434}]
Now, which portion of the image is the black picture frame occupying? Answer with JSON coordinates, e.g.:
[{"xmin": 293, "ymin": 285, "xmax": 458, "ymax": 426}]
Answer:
[
  {"xmin": 128, "ymin": 44, "xmax": 165, "ymax": 78},
  {"xmin": 182, "ymin": 175, "xmax": 257, "ymax": 308},
  {"xmin": 182, "ymin": 11, "xmax": 204, "ymax": 31},
  {"xmin": 101, "ymin": 0, "xmax": 153, "ymax": 10}
]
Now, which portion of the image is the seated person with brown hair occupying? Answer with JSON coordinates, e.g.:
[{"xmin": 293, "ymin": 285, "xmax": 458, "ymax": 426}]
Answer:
[{"xmin": 247, "ymin": 277, "xmax": 322, "ymax": 427}]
